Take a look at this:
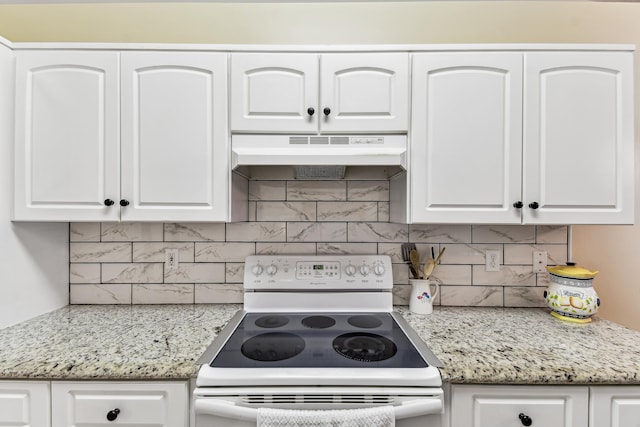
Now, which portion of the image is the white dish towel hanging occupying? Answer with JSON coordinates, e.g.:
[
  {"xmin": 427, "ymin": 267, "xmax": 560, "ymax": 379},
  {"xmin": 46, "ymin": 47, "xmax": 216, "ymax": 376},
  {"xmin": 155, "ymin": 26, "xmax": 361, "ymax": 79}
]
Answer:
[{"xmin": 257, "ymin": 406, "xmax": 395, "ymax": 427}]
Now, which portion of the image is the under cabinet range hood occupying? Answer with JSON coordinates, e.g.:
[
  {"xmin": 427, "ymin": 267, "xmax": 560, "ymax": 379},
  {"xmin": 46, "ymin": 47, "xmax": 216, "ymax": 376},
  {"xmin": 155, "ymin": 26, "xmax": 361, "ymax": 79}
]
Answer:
[{"xmin": 231, "ymin": 135, "xmax": 408, "ymax": 174}]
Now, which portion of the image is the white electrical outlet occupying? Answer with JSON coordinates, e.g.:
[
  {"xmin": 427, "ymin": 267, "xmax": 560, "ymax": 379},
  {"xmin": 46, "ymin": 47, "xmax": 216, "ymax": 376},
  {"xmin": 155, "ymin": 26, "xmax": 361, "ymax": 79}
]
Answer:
[
  {"xmin": 165, "ymin": 248, "xmax": 179, "ymax": 270},
  {"xmin": 533, "ymin": 251, "xmax": 547, "ymax": 273},
  {"xmin": 485, "ymin": 250, "xmax": 500, "ymax": 272}
]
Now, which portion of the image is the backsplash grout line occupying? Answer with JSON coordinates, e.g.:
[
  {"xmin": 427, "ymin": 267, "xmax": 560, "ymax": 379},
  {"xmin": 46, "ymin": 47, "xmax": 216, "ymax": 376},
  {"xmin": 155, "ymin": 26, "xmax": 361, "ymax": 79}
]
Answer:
[{"xmin": 68, "ymin": 178, "xmax": 566, "ymax": 307}]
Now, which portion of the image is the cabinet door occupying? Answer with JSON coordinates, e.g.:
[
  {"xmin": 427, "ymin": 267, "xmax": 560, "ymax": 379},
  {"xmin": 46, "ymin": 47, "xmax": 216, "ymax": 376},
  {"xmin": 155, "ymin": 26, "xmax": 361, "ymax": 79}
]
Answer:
[
  {"xmin": 523, "ymin": 52, "xmax": 634, "ymax": 224},
  {"xmin": 230, "ymin": 53, "xmax": 318, "ymax": 133},
  {"xmin": 14, "ymin": 51, "xmax": 120, "ymax": 221},
  {"xmin": 591, "ymin": 386, "xmax": 640, "ymax": 427},
  {"xmin": 52, "ymin": 381, "xmax": 188, "ymax": 427},
  {"xmin": 411, "ymin": 53, "xmax": 523, "ymax": 224},
  {"xmin": 451, "ymin": 385, "xmax": 589, "ymax": 427},
  {"xmin": 0, "ymin": 381, "xmax": 50, "ymax": 427},
  {"xmin": 320, "ymin": 53, "xmax": 409, "ymax": 133},
  {"xmin": 121, "ymin": 52, "xmax": 228, "ymax": 221}
]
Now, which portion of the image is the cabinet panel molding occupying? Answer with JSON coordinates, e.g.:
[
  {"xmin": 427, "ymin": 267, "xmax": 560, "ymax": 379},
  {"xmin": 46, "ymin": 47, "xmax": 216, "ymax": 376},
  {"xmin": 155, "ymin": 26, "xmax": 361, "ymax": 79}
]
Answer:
[
  {"xmin": 121, "ymin": 52, "xmax": 229, "ymax": 221},
  {"xmin": 451, "ymin": 384, "xmax": 589, "ymax": 427},
  {"xmin": 51, "ymin": 381, "xmax": 188, "ymax": 427},
  {"xmin": 0, "ymin": 381, "xmax": 50, "ymax": 427},
  {"xmin": 14, "ymin": 51, "xmax": 120, "ymax": 221}
]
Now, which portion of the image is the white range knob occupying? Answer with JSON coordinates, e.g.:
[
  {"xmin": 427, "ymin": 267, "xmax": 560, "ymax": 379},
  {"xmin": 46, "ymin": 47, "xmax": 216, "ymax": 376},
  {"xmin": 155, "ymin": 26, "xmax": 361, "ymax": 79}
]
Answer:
[
  {"xmin": 251, "ymin": 264, "xmax": 264, "ymax": 276},
  {"xmin": 359, "ymin": 265, "xmax": 371, "ymax": 276},
  {"xmin": 345, "ymin": 265, "xmax": 357, "ymax": 276},
  {"xmin": 266, "ymin": 264, "xmax": 278, "ymax": 276},
  {"xmin": 373, "ymin": 264, "xmax": 386, "ymax": 276}
]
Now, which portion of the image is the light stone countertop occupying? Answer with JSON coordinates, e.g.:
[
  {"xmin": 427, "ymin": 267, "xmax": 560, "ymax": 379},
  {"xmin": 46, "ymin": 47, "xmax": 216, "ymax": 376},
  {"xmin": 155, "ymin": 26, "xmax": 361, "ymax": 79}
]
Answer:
[
  {"xmin": 1, "ymin": 304, "xmax": 639, "ymax": 384},
  {"xmin": 0, "ymin": 304, "xmax": 241, "ymax": 380},
  {"xmin": 396, "ymin": 306, "xmax": 640, "ymax": 384}
]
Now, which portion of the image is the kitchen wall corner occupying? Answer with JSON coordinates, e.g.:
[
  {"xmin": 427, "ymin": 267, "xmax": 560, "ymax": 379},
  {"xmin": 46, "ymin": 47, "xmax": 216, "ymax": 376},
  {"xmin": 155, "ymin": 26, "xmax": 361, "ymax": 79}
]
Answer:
[{"xmin": 0, "ymin": 41, "xmax": 68, "ymax": 329}]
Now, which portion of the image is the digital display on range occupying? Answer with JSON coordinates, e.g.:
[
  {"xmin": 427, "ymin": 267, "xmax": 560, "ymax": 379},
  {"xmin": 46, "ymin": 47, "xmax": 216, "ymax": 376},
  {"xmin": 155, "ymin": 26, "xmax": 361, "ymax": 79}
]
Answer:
[{"xmin": 296, "ymin": 261, "xmax": 339, "ymax": 279}]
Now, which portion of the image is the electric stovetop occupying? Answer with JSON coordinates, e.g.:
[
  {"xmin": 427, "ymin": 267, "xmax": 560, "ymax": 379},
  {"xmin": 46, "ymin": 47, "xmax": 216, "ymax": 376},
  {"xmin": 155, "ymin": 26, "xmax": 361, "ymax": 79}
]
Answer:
[{"xmin": 209, "ymin": 312, "xmax": 428, "ymax": 369}]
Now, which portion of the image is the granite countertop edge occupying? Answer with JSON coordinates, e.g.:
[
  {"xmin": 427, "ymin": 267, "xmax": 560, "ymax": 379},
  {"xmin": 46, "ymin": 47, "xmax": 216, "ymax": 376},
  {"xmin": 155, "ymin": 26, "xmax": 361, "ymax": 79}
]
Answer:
[{"xmin": 1, "ymin": 304, "xmax": 639, "ymax": 386}]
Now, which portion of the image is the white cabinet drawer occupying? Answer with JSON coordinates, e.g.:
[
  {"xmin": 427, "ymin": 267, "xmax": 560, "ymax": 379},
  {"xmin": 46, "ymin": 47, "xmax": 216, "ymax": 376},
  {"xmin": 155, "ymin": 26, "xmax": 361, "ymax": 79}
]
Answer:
[
  {"xmin": 0, "ymin": 381, "xmax": 50, "ymax": 427},
  {"xmin": 451, "ymin": 385, "xmax": 589, "ymax": 427},
  {"xmin": 52, "ymin": 381, "xmax": 188, "ymax": 427}
]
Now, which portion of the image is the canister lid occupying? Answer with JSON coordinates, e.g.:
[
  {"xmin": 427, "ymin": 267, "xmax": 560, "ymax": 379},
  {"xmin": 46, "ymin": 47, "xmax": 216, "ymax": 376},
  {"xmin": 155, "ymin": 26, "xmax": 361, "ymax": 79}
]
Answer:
[{"xmin": 546, "ymin": 262, "xmax": 598, "ymax": 279}]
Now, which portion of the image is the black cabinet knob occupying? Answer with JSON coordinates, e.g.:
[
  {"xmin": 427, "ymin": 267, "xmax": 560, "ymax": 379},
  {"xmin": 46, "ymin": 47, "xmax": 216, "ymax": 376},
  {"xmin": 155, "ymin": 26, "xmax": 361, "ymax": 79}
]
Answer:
[
  {"xmin": 323, "ymin": 107, "xmax": 331, "ymax": 116},
  {"xmin": 528, "ymin": 202, "xmax": 539, "ymax": 210},
  {"xmin": 519, "ymin": 413, "xmax": 532, "ymax": 426},
  {"xmin": 106, "ymin": 408, "xmax": 120, "ymax": 421},
  {"xmin": 307, "ymin": 107, "xmax": 315, "ymax": 116},
  {"xmin": 104, "ymin": 199, "xmax": 115, "ymax": 206},
  {"xmin": 119, "ymin": 199, "xmax": 130, "ymax": 207},
  {"xmin": 513, "ymin": 201, "xmax": 523, "ymax": 209}
]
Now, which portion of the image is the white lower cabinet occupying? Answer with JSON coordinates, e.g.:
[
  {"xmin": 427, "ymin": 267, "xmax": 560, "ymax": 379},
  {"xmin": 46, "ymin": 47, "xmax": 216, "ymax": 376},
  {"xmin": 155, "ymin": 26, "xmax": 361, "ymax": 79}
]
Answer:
[
  {"xmin": 590, "ymin": 386, "xmax": 640, "ymax": 427},
  {"xmin": 51, "ymin": 381, "xmax": 189, "ymax": 427},
  {"xmin": 450, "ymin": 385, "xmax": 589, "ymax": 427},
  {"xmin": 4, "ymin": 381, "xmax": 640, "ymax": 427},
  {"xmin": 0, "ymin": 381, "xmax": 50, "ymax": 427}
]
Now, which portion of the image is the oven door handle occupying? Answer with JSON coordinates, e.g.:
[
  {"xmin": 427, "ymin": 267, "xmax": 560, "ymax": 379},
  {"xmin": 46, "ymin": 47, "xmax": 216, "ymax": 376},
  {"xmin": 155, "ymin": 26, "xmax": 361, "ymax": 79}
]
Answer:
[{"xmin": 195, "ymin": 398, "xmax": 442, "ymax": 421}]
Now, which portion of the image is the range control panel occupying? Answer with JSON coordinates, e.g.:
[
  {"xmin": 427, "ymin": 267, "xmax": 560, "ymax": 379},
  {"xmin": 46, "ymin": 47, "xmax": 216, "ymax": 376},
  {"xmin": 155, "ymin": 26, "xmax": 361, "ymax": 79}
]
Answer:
[{"xmin": 243, "ymin": 255, "xmax": 393, "ymax": 290}]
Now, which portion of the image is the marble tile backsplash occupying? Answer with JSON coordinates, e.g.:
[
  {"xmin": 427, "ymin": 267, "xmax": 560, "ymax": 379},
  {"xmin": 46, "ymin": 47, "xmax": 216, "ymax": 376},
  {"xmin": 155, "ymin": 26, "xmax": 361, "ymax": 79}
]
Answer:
[{"xmin": 69, "ymin": 179, "xmax": 568, "ymax": 307}]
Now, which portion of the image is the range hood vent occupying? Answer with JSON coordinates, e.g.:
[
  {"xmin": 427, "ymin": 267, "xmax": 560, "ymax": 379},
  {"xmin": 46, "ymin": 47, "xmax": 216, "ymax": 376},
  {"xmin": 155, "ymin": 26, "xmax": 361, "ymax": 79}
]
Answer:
[
  {"xmin": 294, "ymin": 165, "xmax": 346, "ymax": 180},
  {"xmin": 231, "ymin": 135, "xmax": 407, "ymax": 170}
]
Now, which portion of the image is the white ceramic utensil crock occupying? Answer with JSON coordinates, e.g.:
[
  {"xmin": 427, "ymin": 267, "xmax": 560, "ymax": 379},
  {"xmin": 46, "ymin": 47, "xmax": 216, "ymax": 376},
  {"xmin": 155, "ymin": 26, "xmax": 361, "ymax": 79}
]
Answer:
[
  {"xmin": 544, "ymin": 262, "xmax": 600, "ymax": 323},
  {"xmin": 409, "ymin": 279, "xmax": 439, "ymax": 315}
]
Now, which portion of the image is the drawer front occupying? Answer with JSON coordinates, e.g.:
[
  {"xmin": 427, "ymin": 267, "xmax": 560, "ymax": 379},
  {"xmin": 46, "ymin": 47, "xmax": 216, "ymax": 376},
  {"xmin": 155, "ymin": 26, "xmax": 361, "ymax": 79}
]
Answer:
[
  {"xmin": 451, "ymin": 385, "xmax": 589, "ymax": 427},
  {"xmin": 52, "ymin": 381, "xmax": 188, "ymax": 427}
]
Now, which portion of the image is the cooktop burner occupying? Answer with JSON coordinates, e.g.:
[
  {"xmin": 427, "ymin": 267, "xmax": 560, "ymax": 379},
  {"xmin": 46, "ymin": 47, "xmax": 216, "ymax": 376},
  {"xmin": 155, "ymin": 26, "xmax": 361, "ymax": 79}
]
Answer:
[
  {"xmin": 210, "ymin": 312, "xmax": 428, "ymax": 369},
  {"xmin": 254, "ymin": 315, "xmax": 289, "ymax": 328},
  {"xmin": 347, "ymin": 315, "xmax": 383, "ymax": 329},
  {"xmin": 302, "ymin": 315, "xmax": 336, "ymax": 329},
  {"xmin": 333, "ymin": 332, "xmax": 397, "ymax": 362},
  {"xmin": 241, "ymin": 332, "xmax": 305, "ymax": 362}
]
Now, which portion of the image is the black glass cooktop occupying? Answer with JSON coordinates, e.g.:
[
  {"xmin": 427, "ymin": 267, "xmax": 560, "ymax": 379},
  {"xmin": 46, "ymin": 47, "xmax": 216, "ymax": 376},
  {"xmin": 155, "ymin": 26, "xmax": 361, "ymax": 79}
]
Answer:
[{"xmin": 210, "ymin": 312, "xmax": 428, "ymax": 368}]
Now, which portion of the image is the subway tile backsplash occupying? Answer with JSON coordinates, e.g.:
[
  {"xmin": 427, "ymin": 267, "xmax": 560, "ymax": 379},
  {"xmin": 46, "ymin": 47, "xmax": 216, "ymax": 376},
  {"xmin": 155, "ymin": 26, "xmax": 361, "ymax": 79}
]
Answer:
[{"xmin": 69, "ymin": 179, "xmax": 567, "ymax": 307}]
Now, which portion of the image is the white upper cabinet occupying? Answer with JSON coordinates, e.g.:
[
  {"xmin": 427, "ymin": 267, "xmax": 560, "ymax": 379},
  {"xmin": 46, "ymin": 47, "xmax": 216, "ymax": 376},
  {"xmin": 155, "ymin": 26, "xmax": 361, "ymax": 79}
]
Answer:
[
  {"xmin": 14, "ymin": 50, "xmax": 229, "ymax": 222},
  {"xmin": 230, "ymin": 52, "xmax": 409, "ymax": 133},
  {"xmin": 14, "ymin": 51, "xmax": 120, "ymax": 221},
  {"xmin": 411, "ymin": 52, "xmax": 523, "ymax": 224},
  {"xmin": 320, "ymin": 53, "xmax": 409, "ymax": 133},
  {"xmin": 121, "ymin": 52, "xmax": 228, "ymax": 221},
  {"xmin": 410, "ymin": 49, "xmax": 634, "ymax": 225},
  {"xmin": 523, "ymin": 52, "xmax": 634, "ymax": 224},
  {"xmin": 231, "ymin": 53, "xmax": 318, "ymax": 133}
]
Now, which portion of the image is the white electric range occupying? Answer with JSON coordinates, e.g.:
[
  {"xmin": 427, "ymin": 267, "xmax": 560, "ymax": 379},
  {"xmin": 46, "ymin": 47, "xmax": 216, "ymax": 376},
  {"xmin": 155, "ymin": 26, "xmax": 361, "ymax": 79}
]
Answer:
[{"xmin": 194, "ymin": 255, "xmax": 444, "ymax": 427}]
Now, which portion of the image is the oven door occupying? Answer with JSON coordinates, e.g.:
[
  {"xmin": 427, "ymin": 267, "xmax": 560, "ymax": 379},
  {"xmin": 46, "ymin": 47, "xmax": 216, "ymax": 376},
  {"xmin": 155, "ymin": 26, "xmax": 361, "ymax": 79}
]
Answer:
[{"xmin": 194, "ymin": 387, "xmax": 444, "ymax": 427}]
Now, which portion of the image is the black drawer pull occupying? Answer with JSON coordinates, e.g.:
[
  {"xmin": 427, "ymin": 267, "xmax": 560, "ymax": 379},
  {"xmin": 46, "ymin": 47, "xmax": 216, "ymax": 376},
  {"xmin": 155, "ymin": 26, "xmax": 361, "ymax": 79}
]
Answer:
[
  {"xmin": 519, "ymin": 413, "xmax": 532, "ymax": 426},
  {"xmin": 107, "ymin": 408, "xmax": 120, "ymax": 421}
]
